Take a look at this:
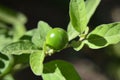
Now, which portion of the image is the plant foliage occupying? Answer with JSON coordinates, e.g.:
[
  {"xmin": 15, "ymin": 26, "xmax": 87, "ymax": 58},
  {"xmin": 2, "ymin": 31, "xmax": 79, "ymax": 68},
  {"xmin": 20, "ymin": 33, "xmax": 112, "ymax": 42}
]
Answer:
[{"xmin": 1, "ymin": 0, "xmax": 120, "ymax": 80}]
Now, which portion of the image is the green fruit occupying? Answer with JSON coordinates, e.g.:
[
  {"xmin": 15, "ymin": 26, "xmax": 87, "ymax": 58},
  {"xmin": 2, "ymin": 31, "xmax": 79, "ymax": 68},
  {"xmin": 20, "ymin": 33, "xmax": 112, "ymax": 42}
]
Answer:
[{"xmin": 46, "ymin": 28, "xmax": 68, "ymax": 50}]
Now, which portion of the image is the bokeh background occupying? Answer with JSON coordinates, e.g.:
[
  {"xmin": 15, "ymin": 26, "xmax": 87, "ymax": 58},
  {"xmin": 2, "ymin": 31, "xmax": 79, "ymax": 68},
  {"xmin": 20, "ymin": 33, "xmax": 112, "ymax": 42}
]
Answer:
[{"xmin": 1, "ymin": 0, "xmax": 120, "ymax": 80}]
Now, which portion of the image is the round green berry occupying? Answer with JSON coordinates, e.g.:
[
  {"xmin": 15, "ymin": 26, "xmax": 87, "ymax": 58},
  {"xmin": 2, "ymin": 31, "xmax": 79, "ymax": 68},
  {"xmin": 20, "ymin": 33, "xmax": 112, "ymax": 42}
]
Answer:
[{"xmin": 46, "ymin": 28, "xmax": 68, "ymax": 50}]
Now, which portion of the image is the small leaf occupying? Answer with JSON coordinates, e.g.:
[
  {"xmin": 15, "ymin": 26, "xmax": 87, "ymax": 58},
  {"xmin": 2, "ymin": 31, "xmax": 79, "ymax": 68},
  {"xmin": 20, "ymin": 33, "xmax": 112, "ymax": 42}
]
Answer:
[
  {"xmin": 85, "ymin": 0, "xmax": 101, "ymax": 24},
  {"xmin": 32, "ymin": 21, "xmax": 52, "ymax": 48},
  {"xmin": 30, "ymin": 50, "xmax": 45, "ymax": 75},
  {"xmin": 84, "ymin": 34, "xmax": 107, "ymax": 49},
  {"xmin": 0, "ymin": 52, "xmax": 14, "ymax": 77},
  {"xmin": 42, "ymin": 60, "xmax": 81, "ymax": 80},
  {"xmin": 69, "ymin": 0, "xmax": 87, "ymax": 34},
  {"xmin": 71, "ymin": 40, "xmax": 85, "ymax": 51},
  {"xmin": 85, "ymin": 22, "xmax": 120, "ymax": 49},
  {"xmin": 67, "ymin": 23, "xmax": 79, "ymax": 41},
  {"xmin": 1, "ymin": 40, "xmax": 38, "ymax": 55}
]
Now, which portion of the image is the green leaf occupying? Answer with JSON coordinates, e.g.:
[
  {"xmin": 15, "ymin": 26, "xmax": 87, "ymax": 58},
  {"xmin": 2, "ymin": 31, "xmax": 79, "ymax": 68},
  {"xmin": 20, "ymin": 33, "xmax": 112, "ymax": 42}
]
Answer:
[
  {"xmin": 84, "ymin": 22, "xmax": 120, "ymax": 49},
  {"xmin": 0, "ymin": 5, "xmax": 27, "ymax": 41},
  {"xmin": 85, "ymin": 0, "xmax": 101, "ymax": 24},
  {"xmin": 0, "ymin": 52, "xmax": 14, "ymax": 78},
  {"xmin": 1, "ymin": 40, "xmax": 38, "ymax": 55},
  {"xmin": 42, "ymin": 60, "xmax": 81, "ymax": 80},
  {"xmin": 69, "ymin": 0, "xmax": 87, "ymax": 34},
  {"xmin": 71, "ymin": 40, "xmax": 85, "ymax": 51},
  {"xmin": 84, "ymin": 34, "xmax": 107, "ymax": 49},
  {"xmin": 32, "ymin": 21, "xmax": 52, "ymax": 48},
  {"xmin": 30, "ymin": 50, "xmax": 45, "ymax": 75},
  {"xmin": 67, "ymin": 23, "xmax": 79, "ymax": 41}
]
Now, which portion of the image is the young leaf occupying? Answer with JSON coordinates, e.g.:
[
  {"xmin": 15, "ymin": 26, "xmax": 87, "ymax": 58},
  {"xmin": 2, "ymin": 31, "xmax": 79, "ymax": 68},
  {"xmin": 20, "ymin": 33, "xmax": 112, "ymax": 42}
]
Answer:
[
  {"xmin": 84, "ymin": 22, "xmax": 120, "ymax": 49},
  {"xmin": 0, "ymin": 52, "xmax": 14, "ymax": 77},
  {"xmin": 30, "ymin": 50, "xmax": 45, "ymax": 75},
  {"xmin": 85, "ymin": 0, "xmax": 101, "ymax": 24},
  {"xmin": 42, "ymin": 60, "xmax": 81, "ymax": 80},
  {"xmin": 69, "ymin": 0, "xmax": 87, "ymax": 34},
  {"xmin": 1, "ymin": 40, "xmax": 38, "ymax": 55},
  {"xmin": 67, "ymin": 23, "xmax": 79, "ymax": 41},
  {"xmin": 71, "ymin": 40, "xmax": 85, "ymax": 51},
  {"xmin": 32, "ymin": 21, "xmax": 52, "ymax": 48}
]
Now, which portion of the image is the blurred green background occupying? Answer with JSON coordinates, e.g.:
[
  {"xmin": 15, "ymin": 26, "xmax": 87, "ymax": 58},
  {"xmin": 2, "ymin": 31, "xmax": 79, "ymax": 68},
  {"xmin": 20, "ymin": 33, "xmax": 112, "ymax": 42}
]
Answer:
[{"xmin": 1, "ymin": 0, "xmax": 120, "ymax": 80}]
